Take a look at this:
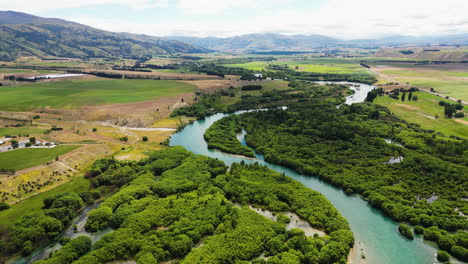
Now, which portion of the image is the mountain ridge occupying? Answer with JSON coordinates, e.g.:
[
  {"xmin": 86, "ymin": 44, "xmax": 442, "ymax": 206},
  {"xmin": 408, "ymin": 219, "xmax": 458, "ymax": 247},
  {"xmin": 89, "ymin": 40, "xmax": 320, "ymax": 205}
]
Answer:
[
  {"xmin": 168, "ymin": 33, "xmax": 468, "ymax": 52},
  {"xmin": 0, "ymin": 11, "xmax": 209, "ymax": 61}
]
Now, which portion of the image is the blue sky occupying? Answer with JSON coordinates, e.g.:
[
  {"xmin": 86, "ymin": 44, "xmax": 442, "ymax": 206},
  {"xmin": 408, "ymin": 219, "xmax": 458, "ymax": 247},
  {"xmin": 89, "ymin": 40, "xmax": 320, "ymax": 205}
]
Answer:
[{"xmin": 3, "ymin": 0, "xmax": 468, "ymax": 38}]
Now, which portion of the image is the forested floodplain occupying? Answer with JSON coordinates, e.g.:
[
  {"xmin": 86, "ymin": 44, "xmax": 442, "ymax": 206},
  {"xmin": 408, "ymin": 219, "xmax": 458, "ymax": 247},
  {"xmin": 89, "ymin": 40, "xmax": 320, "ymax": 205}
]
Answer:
[
  {"xmin": 204, "ymin": 100, "xmax": 468, "ymax": 261},
  {"xmin": 173, "ymin": 81, "xmax": 351, "ymax": 118},
  {"xmin": 1, "ymin": 147, "xmax": 353, "ymax": 264}
]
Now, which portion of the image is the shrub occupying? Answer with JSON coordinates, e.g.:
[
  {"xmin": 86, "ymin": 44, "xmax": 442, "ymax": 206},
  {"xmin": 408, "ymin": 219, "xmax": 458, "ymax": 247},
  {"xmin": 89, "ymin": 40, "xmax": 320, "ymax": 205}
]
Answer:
[
  {"xmin": 414, "ymin": 226, "xmax": 424, "ymax": 235},
  {"xmin": 398, "ymin": 223, "xmax": 414, "ymax": 239},
  {"xmin": 436, "ymin": 250, "xmax": 450, "ymax": 262},
  {"xmin": 142, "ymin": 136, "xmax": 148, "ymax": 142}
]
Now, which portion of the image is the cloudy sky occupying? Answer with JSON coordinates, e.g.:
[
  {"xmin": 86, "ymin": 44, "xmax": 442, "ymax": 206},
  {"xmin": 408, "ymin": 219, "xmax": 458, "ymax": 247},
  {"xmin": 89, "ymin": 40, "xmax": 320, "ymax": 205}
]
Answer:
[{"xmin": 3, "ymin": 0, "xmax": 468, "ymax": 39}]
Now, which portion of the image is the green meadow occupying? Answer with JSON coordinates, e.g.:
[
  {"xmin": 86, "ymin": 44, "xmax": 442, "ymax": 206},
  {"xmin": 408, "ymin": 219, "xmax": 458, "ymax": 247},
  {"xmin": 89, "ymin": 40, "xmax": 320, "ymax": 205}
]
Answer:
[
  {"xmin": 374, "ymin": 92, "xmax": 467, "ymax": 138},
  {"xmin": 397, "ymin": 78, "xmax": 468, "ymax": 101},
  {"xmin": 0, "ymin": 127, "xmax": 45, "ymax": 137},
  {"xmin": 222, "ymin": 58, "xmax": 371, "ymax": 74},
  {"xmin": 0, "ymin": 177, "xmax": 90, "ymax": 227},
  {"xmin": 0, "ymin": 145, "xmax": 80, "ymax": 171},
  {"xmin": 0, "ymin": 79, "xmax": 196, "ymax": 111}
]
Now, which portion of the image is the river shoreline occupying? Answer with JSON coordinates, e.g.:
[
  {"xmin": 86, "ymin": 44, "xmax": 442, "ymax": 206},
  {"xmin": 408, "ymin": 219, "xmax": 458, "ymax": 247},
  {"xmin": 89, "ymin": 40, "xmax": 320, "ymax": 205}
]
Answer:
[{"xmin": 169, "ymin": 81, "xmax": 452, "ymax": 264}]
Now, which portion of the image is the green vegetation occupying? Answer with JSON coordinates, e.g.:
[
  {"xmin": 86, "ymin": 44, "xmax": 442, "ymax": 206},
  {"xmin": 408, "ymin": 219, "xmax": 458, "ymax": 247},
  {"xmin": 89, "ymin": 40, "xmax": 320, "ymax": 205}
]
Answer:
[
  {"xmin": 173, "ymin": 81, "xmax": 349, "ymax": 118},
  {"xmin": 0, "ymin": 177, "xmax": 90, "ymax": 228},
  {"xmin": 374, "ymin": 91, "xmax": 467, "ymax": 138},
  {"xmin": 0, "ymin": 145, "xmax": 79, "ymax": 171},
  {"xmin": 204, "ymin": 115, "xmax": 254, "ymax": 157},
  {"xmin": 1, "ymin": 147, "xmax": 352, "ymax": 263},
  {"xmin": 0, "ymin": 127, "xmax": 45, "ymax": 137},
  {"xmin": 35, "ymin": 236, "xmax": 92, "ymax": 264},
  {"xmin": 398, "ymin": 223, "xmax": 414, "ymax": 240},
  {"xmin": 221, "ymin": 58, "xmax": 371, "ymax": 75},
  {"xmin": 437, "ymin": 250, "xmax": 450, "ymax": 262},
  {"xmin": 203, "ymin": 100, "xmax": 468, "ymax": 261},
  {"xmin": 1, "ymin": 192, "xmax": 99, "ymax": 257},
  {"xmin": 399, "ymin": 78, "xmax": 468, "ymax": 101},
  {"xmin": 0, "ymin": 79, "xmax": 196, "ymax": 111}
]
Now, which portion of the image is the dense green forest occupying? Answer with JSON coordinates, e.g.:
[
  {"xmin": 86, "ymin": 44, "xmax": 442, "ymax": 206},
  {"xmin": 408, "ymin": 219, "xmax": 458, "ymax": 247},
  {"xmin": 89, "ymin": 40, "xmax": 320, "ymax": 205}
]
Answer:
[
  {"xmin": 173, "ymin": 81, "xmax": 350, "ymax": 118},
  {"xmin": 1, "ymin": 147, "xmax": 353, "ymax": 263},
  {"xmin": 203, "ymin": 100, "xmax": 468, "ymax": 261}
]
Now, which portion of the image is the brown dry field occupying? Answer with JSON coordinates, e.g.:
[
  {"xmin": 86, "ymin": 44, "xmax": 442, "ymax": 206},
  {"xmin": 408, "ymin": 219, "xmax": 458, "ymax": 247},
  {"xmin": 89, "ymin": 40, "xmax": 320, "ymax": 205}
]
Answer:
[{"xmin": 0, "ymin": 73, "xmax": 236, "ymax": 203}]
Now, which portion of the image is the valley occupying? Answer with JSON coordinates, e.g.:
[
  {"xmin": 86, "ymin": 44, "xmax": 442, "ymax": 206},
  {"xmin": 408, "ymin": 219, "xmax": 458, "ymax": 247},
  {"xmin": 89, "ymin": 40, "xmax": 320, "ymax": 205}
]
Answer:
[{"xmin": 0, "ymin": 7, "xmax": 467, "ymax": 264}]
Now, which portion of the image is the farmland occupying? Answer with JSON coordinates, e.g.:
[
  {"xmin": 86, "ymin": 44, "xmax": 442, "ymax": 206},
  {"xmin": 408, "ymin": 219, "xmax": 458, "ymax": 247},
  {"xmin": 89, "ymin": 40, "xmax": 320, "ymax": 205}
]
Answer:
[
  {"xmin": 0, "ymin": 126, "xmax": 45, "ymax": 137},
  {"xmin": 371, "ymin": 63, "xmax": 468, "ymax": 101},
  {"xmin": 0, "ymin": 79, "xmax": 196, "ymax": 111},
  {"xmin": 0, "ymin": 176, "xmax": 90, "ymax": 227},
  {"xmin": 374, "ymin": 91, "xmax": 467, "ymax": 138},
  {"xmin": 221, "ymin": 58, "xmax": 372, "ymax": 74},
  {"xmin": 0, "ymin": 145, "xmax": 80, "ymax": 171}
]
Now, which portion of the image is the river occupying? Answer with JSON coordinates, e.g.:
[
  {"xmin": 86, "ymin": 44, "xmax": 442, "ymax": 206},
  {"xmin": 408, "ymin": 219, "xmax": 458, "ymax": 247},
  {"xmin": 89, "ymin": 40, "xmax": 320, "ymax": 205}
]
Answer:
[{"xmin": 170, "ymin": 82, "xmax": 454, "ymax": 264}]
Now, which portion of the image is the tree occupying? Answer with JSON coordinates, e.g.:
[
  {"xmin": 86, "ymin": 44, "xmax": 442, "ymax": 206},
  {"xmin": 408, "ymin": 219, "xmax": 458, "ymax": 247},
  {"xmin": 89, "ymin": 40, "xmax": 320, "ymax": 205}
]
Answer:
[
  {"xmin": 437, "ymin": 251, "xmax": 450, "ymax": 262},
  {"xmin": 408, "ymin": 91, "xmax": 413, "ymax": 101},
  {"xmin": 444, "ymin": 104, "xmax": 456, "ymax": 118},
  {"xmin": 142, "ymin": 136, "xmax": 148, "ymax": 142},
  {"xmin": 29, "ymin": 137, "xmax": 36, "ymax": 144},
  {"xmin": 412, "ymin": 95, "xmax": 418, "ymax": 101},
  {"xmin": 92, "ymin": 128, "xmax": 97, "ymax": 132},
  {"xmin": 401, "ymin": 92, "xmax": 406, "ymax": 101},
  {"xmin": 398, "ymin": 223, "xmax": 414, "ymax": 239},
  {"xmin": 11, "ymin": 140, "xmax": 18, "ymax": 149}
]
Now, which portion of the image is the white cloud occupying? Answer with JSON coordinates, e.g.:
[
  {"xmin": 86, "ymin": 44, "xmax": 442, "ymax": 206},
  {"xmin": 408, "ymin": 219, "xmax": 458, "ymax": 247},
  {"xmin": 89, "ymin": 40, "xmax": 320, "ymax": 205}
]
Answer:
[
  {"xmin": 1, "ymin": 0, "xmax": 170, "ymax": 13},
  {"xmin": 4, "ymin": 0, "xmax": 468, "ymax": 38}
]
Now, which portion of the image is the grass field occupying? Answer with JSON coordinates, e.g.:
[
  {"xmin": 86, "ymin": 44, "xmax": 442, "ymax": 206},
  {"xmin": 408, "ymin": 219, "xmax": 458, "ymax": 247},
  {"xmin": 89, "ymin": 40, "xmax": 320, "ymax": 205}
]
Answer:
[
  {"xmin": 373, "ymin": 64, "xmax": 468, "ymax": 101},
  {"xmin": 221, "ymin": 58, "xmax": 371, "ymax": 74},
  {"xmin": 0, "ymin": 145, "xmax": 80, "ymax": 171},
  {"xmin": 397, "ymin": 78, "xmax": 468, "ymax": 101},
  {"xmin": 0, "ymin": 79, "xmax": 196, "ymax": 111},
  {"xmin": 0, "ymin": 127, "xmax": 45, "ymax": 137},
  {"xmin": 375, "ymin": 92, "xmax": 467, "ymax": 138},
  {"xmin": 0, "ymin": 176, "xmax": 90, "ymax": 227},
  {"xmin": 211, "ymin": 80, "xmax": 291, "ymax": 111}
]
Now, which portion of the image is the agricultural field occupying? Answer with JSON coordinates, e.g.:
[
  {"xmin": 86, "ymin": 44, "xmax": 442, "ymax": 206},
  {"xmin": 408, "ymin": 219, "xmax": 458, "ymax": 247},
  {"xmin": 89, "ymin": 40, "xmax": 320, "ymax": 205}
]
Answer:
[
  {"xmin": 221, "ymin": 58, "xmax": 372, "ymax": 74},
  {"xmin": 0, "ymin": 126, "xmax": 45, "ymax": 137},
  {"xmin": 374, "ymin": 92, "xmax": 467, "ymax": 138},
  {"xmin": 212, "ymin": 80, "xmax": 290, "ymax": 111},
  {"xmin": 0, "ymin": 145, "xmax": 80, "ymax": 171},
  {"xmin": 0, "ymin": 79, "xmax": 196, "ymax": 111},
  {"xmin": 0, "ymin": 176, "xmax": 90, "ymax": 227},
  {"xmin": 371, "ymin": 63, "xmax": 468, "ymax": 102}
]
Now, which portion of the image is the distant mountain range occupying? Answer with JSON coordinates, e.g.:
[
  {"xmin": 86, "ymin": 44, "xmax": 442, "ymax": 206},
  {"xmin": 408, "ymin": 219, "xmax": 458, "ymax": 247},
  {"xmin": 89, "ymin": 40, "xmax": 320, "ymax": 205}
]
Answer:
[
  {"xmin": 0, "ymin": 11, "xmax": 209, "ymax": 61},
  {"xmin": 169, "ymin": 34, "xmax": 339, "ymax": 52},
  {"xmin": 169, "ymin": 33, "xmax": 468, "ymax": 52},
  {"xmin": 2, "ymin": 11, "xmax": 468, "ymax": 61}
]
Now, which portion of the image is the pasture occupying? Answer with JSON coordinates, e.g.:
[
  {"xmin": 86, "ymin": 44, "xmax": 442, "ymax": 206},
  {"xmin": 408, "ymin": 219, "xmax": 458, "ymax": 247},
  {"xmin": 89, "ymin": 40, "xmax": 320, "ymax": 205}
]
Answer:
[
  {"xmin": 372, "ymin": 64, "xmax": 468, "ymax": 101},
  {"xmin": 221, "ymin": 58, "xmax": 371, "ymax": 74},
  {"xmin": 0, "ymin": 177, "xmax": 90, "ymax": 227},
  {"xmin": 0, "ymin": 79, "xmax": 196, "ymax": 111},
  {"xmin": 0, "ymin": 127, "xmax": 45, "ymax": 137},
  {"xmin": 0, "ymin": 145, "xmax": 80, "ymax": 171},
  {"xmin": 374, "ymin": 92, "xmax": 467, "ymax": 138}
]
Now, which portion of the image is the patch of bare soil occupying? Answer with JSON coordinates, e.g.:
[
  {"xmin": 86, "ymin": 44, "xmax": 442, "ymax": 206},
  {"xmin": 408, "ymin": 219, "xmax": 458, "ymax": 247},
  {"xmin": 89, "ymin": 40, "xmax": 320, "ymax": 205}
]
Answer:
[
  {"xmin": 395, "ymin": 104, "xmax": 420, "ymax": 111},
  {"xmin": 454, "ymin": 118, "xmax": 468, "ymax": 125},
  {"xmin": 182, "ymin": 79, "xmax": 234, "ymax": 92},
  {"xmin": 36, "ymin": 93, "xmax": 194, "ymax": 127}
]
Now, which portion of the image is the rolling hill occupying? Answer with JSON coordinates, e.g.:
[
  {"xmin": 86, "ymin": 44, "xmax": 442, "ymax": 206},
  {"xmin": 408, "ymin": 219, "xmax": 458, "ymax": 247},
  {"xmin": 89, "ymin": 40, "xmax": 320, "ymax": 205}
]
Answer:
[
  {"xmin": 0, "ymin": 11, "xmax": 209, "ymax": 61},
  {"xmin": 169, "ymin": 33, "xmax": 468, "ymax": 53},
  {"xmin": 169, "ymin": 33, "xmax": 339, "ymax": 52}
]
